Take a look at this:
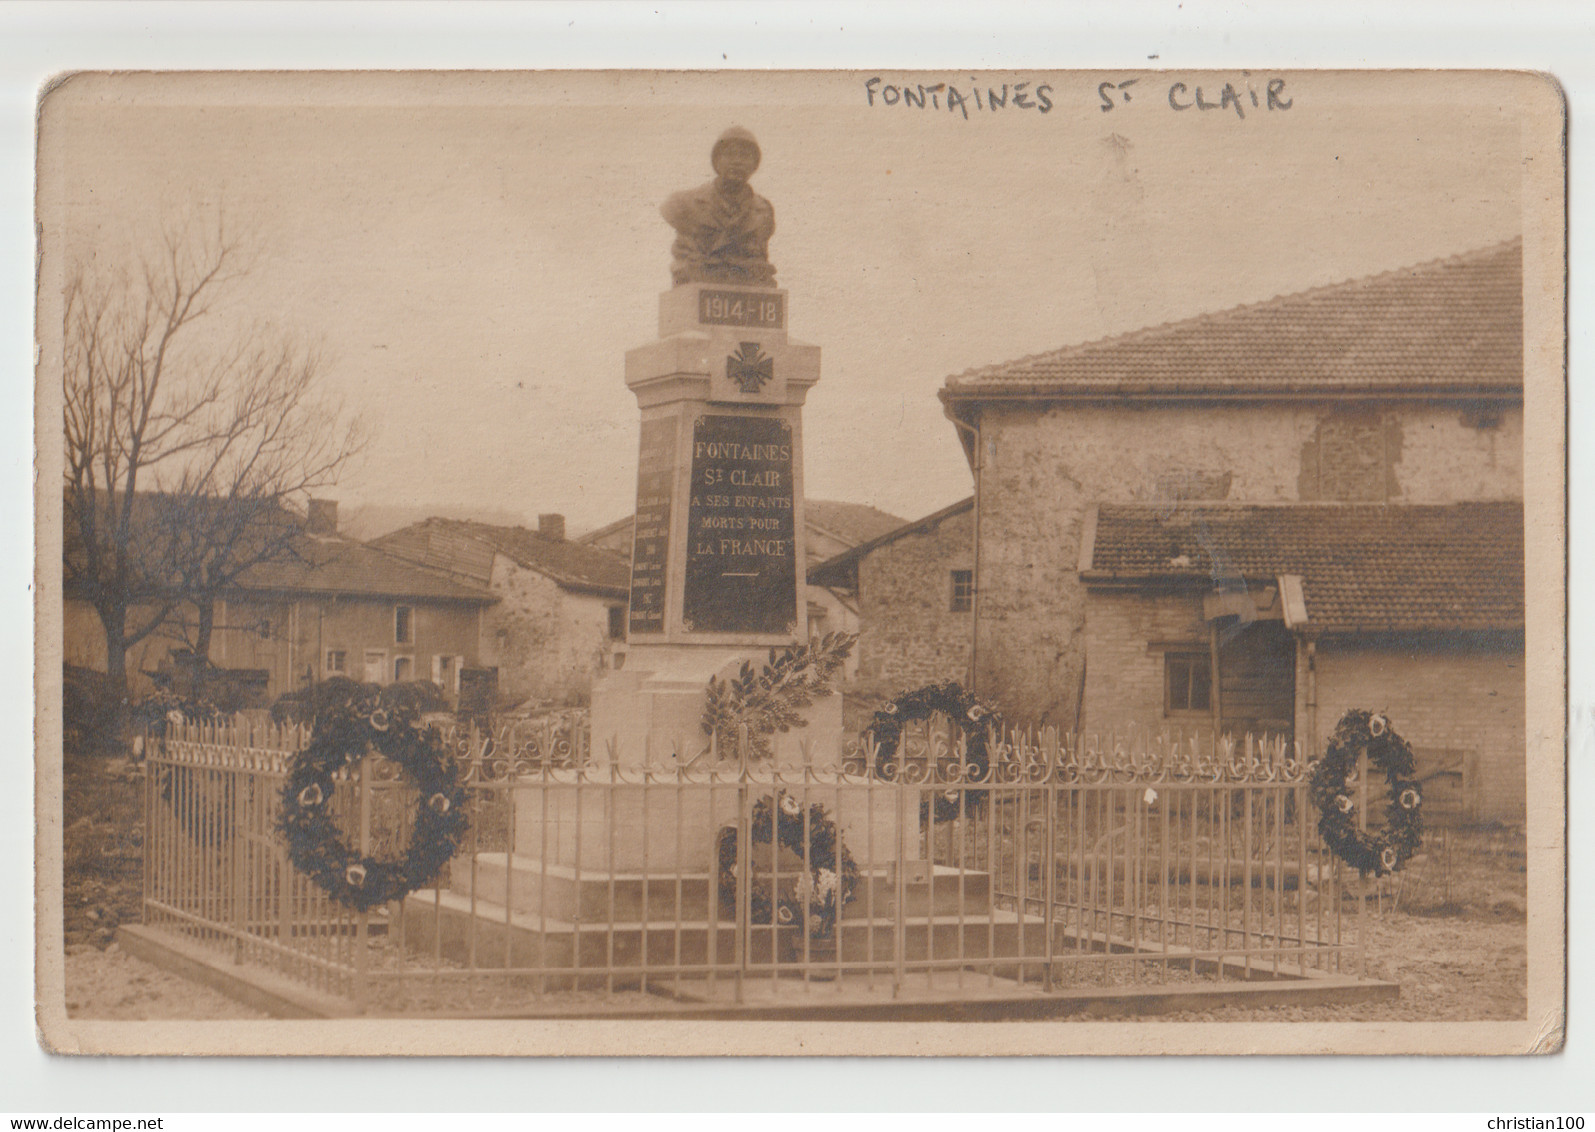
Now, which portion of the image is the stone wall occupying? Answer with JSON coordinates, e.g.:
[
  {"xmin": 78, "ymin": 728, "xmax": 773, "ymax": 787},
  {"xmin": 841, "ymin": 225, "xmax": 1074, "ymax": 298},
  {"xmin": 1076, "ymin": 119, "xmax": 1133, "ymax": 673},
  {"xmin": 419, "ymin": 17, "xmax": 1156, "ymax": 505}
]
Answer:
[
  {"xmin": 974, "ymin": 400, "xmax": 1523, "ymax": 725},
  {"xmin": 1309, "ymin": 638, "xmax": 1526, "ymax": 824},
  {"xmin": 1078, "ymin": 588, "xmax": 1211, "ymax": 733},
  {"xmin": 65, "ymin": 594, "xmax": 486, "ymax": 703},
  {"xmin": 281, "ymin": 596, "xmax": 483, "ymax": 695},
  {"xmin": 483, "ymin": 555, "xmax": 622, "ymax": 705},
  {"xmin": 855, "ymin": 509, "xmax": 974, "ymax": 694}
]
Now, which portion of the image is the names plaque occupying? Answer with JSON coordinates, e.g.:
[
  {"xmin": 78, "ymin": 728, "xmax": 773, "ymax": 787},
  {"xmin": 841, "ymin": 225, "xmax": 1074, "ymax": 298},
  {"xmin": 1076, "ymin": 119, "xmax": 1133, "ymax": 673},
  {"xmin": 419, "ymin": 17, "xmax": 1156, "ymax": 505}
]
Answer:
[
  {"xmin": 683, "ymin": 414, "xmax": 798, "ymax": 635},
  {"xmin": 627, "ymin": 417, "xmax": 676, "ymax": 636}
]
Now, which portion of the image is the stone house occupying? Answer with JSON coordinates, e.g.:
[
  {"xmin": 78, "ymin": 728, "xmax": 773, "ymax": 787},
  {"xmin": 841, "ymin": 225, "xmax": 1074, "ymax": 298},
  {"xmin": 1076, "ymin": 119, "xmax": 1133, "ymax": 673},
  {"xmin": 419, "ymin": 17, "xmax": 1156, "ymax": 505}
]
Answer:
[
  {"xmin": 936, "ymin": 239, "xmax": 1525, "ymax": 821},
  {"xmin": 582, "ymin": 498, "xmax": 904, "ymax": 679},
  {"xmin": 807, "ymin": 498, "xmax": 974, "ymax": 694},
  {"xmin": 374, "ymin": 514, "xmax": 631, "ymax": 706},
  {"xmin": 63, "ymin": 498, "xmax": 496, "ymax": 703}
]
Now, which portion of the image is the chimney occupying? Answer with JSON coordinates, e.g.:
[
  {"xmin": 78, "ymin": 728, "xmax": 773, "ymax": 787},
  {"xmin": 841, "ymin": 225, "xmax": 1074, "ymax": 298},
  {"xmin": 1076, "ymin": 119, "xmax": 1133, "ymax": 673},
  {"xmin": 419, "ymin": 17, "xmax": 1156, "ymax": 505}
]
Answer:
[
  {"xmin": 307, "ymin": 498, "xmax": 338, "ymax": 536},
  {"xmin": 538, "ymin": 513, "xmax": 566, "ymax": 541}
]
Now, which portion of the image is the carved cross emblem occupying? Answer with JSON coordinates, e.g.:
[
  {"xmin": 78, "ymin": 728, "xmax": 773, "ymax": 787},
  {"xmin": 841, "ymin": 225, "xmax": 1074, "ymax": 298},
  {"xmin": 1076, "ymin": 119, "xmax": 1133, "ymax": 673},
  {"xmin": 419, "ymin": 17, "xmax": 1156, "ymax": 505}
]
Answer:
[{"xmin": 726, "ymin": 342, "xmax": 774, "ymax": 393}]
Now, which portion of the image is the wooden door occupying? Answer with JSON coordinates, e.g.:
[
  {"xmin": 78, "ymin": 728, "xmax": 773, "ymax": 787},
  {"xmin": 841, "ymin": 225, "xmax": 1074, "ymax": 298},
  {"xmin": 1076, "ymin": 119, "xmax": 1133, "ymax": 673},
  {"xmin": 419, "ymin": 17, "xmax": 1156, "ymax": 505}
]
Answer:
[{"xmin": 1218, "ymin": 621, "xmax": 1295, "ymax": 742}]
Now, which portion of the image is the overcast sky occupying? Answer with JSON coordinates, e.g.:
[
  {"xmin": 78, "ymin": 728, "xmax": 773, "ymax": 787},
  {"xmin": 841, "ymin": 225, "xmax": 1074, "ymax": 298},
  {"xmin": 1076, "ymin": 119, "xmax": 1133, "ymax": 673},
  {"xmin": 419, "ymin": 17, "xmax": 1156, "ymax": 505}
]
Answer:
[{"xmin": 42, "ymin": 70, "xmax": 1526, "ymax": 531}]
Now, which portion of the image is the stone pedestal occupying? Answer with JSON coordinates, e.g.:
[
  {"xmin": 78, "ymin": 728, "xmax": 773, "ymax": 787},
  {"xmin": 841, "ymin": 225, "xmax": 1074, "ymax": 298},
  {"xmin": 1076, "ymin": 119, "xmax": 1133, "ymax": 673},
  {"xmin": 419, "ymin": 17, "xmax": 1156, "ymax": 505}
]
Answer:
[
  {"xmin": 591, "ymin": 281, "xmax": 837, "ymax": 768},
  {"xmin": 497, "ymin": 280, "xmax": 926, "ymax": 951},
  {"xmin": 508, "ymin": 780, "xmax": 910, "ymax": 873}
]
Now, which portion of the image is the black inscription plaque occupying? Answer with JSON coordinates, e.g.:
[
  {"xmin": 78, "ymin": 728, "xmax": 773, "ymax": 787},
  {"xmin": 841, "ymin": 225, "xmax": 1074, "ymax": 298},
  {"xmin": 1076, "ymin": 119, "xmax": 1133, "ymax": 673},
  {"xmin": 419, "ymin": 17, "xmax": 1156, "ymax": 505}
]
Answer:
[
  {"xmin": 627, "ymin": 417, "xmax": 677, "ymax": 636},
  {"xmin": 683, "ymin": 414, "xmax": 797, "ymax": 634}
]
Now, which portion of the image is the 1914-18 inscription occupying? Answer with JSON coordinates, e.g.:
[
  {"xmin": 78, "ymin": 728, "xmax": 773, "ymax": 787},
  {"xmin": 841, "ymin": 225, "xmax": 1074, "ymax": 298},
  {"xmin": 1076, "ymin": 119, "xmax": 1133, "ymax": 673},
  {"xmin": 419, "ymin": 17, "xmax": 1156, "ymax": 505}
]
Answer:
[
  {"xmin": 683, "ymin": 414, "xmax": 797, "ymax": 634},
  {"xmin": 699, "ymin": 289, "xmax": 785, "ymax": 329},
  {"xmin": 627, "ymin": 416, "xmax": 677, "ymax": 636}
]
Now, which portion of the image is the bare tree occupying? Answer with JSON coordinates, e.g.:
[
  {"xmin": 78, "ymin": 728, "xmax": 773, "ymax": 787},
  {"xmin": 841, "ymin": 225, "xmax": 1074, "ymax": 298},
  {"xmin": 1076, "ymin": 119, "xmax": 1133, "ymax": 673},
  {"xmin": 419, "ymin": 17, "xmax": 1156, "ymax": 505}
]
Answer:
[{"xmin": 63, "ymin": 211, "xmax": 363, "ymax": 710}]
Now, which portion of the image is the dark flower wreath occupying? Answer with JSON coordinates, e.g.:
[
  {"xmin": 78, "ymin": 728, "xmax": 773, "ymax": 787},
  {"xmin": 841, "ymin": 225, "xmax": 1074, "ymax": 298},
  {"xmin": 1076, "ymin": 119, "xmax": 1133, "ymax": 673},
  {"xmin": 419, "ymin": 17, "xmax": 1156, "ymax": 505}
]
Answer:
[
  {"xmin": 864, "ymin": 682, "xmax": 1002, "ymax": 821},
  {"xmin": 716, "ymin": 792, "xmax": 860, "ymax": 938},
  {"xmin": 278, "ymin": 682, "xmax": 471, "ymax": 912},
  {"xmin": 1310, "ymin": 709, "xmax": 1423, "ymax": 877}
]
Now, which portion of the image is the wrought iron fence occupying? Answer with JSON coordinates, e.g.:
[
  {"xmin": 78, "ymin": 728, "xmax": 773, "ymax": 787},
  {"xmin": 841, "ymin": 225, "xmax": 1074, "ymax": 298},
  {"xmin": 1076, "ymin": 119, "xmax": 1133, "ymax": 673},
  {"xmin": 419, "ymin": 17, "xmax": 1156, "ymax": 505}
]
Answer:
[{"xmin": 143, "ymin": 713, "xmax": 1361, "ymax": 1014}]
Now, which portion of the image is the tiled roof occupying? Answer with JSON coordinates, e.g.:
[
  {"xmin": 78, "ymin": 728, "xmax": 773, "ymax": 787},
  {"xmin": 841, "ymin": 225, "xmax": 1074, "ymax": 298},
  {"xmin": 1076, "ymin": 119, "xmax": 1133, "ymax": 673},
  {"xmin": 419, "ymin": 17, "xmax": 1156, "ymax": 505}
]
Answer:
[
  {"xmin": 63, "ymin": 491, "xmax": 493, "ymax": 603},
  {"xmin": 808, "ymin": 497, "xmax": 974, "ymax": 587},
  {"xmin": 374, "ymin": 518, "xmax": 631, "ymax": 598},
  {"xmin": 236, "ymin": 535, "xmax": 496, "ymax": 602},
  {"xmin": 942, "ymin": 240, "xmax": 1522, "ymax": 400},
  {"xmin": 804, "ymin": 500, "xmax": 909, "ymax": 547},
  {"xmin": 1084, "ymin": 502, "xmax": 1523, "ymax": 634},
  {"xmin": 576, "ymin": 515, "xmax": 635, "ymax": 549}
]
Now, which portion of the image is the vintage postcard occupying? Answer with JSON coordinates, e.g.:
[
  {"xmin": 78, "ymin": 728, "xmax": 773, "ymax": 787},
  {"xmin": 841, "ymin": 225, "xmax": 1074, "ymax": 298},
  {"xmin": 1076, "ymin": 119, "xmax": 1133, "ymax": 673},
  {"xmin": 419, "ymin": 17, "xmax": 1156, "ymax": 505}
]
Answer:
[{"xmin": 34, "ymin": 69, "xmax": 1565, "ymax": 1056}]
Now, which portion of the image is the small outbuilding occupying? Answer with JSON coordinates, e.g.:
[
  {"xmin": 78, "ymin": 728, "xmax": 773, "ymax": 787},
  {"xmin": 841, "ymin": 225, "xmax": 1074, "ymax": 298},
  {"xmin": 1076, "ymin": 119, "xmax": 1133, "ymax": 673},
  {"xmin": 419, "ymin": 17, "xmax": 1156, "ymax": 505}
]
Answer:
[{"xmin": 1079, "ymin": 500, "xmax": 1524, "ymax": 822}]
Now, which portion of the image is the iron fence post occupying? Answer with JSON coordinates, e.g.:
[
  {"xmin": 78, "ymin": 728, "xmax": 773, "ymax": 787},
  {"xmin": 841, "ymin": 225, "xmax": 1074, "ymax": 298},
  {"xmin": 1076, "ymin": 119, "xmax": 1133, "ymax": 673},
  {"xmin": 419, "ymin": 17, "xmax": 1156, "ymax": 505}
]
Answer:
[
  {"xmin": 353, "ymin": 751, "xmax": 372, "ymax": 1009},
  {"xmin": 734, "ymin": 724, "xmax": 751, "ymax": 1006},
  {"xmin": 1043, "ymin": 770, "xmax": 1057, "ymax": 993},
  {"xmin": 231, "ymin": 746, "xmax": 247, "ymax": 965}
]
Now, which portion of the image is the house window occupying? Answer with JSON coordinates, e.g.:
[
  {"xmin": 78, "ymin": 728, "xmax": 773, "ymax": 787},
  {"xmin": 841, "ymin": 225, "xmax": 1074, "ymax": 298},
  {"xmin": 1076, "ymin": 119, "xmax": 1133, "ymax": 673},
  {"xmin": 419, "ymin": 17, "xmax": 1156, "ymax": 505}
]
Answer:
[
  {"xmin": 1165, "ymin": 652, "xmax": 1212, "ymax": 714},
  {"xmin": 394, "ymin": 656, "xmax": 413, "ymax": 684},
  {"xmin": 395, "ymin": 605, "xmax": 414, "ymax": 644},
  {"xmin": 608, "ymin": 605, "xmax": 626, "ymax": 640},
  {"xmin": 950, "ymin": 569, "xmax": 974, "ymax": 613},
  {"xmin": 325, "ymin": 649, "xmax": 346, "ymax": 675}
]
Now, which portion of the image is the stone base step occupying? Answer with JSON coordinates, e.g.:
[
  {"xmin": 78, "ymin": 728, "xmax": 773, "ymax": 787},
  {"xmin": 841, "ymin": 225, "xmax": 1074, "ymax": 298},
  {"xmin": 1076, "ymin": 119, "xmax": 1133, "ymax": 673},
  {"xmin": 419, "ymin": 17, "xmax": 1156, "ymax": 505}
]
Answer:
[
  {"xmin": 453, "ymin": 853, "xmax": 992, "ymax": 921},
  {"xmin": 401, "ymin": 888, "xmax": 1045, "ymax": 987}
]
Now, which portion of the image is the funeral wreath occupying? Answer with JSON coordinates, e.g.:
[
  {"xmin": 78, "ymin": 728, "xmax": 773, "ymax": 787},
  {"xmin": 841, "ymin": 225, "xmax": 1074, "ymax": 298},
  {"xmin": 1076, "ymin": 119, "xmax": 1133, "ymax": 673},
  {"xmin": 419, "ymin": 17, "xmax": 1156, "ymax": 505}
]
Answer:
[
  {"xmin": 1309, "ymin": 709, "xmax": 1423, "ymax": 877},
  {"xmin": 716, "ymin": 792, "xmax": 860, "ymax": 937},
  {"xmin": 864, "ymin": 682, "xmax": 1003, "ymax": 821},
  {"xmin": 279, "ymin": 681, "xmax": 470, "ymax": 911}
]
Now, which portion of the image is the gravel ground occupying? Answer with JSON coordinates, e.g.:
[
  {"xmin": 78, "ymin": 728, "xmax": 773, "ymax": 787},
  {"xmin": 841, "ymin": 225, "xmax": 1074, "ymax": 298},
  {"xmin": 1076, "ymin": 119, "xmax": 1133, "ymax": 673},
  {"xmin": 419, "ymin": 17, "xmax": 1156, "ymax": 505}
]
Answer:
[
  {"xmin": 1104, "ymin": 908, "xmax": 1527, "ymax": 1022},
  {"xmin": 62, "ymin": 907, "xmax": 1522, "ymax": 1021},
  {"xmin": 64, "ymin": 943, "xmax": 268, "ymax": 1020}
]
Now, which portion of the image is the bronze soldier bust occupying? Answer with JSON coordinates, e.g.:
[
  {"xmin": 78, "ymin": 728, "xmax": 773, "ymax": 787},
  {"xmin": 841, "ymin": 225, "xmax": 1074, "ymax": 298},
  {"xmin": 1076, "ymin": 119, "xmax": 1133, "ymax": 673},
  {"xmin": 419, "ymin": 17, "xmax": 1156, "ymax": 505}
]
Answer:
[{"xmin": 661, "ymin": 126, "xmax": 777, "ymax": 287}]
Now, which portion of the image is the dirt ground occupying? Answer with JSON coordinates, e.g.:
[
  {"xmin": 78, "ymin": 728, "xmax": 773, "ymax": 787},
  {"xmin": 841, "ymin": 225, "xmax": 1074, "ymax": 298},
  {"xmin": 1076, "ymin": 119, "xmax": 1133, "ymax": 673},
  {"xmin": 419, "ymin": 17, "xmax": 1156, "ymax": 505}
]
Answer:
[
  {"xmin": 1101, "ymin": 908, "xmax": 1527, "ymax": 1022},
  {"xmin": 62, "ymin": 754, "xmax": 144, "ymax": 950},
  {"xmin": 64, "ymin": 942, "xmax": 268, "ymax": 1020},
  {"xmin": 59, "ymin": 748, "xmax": 1528, "ymax": 1021}
]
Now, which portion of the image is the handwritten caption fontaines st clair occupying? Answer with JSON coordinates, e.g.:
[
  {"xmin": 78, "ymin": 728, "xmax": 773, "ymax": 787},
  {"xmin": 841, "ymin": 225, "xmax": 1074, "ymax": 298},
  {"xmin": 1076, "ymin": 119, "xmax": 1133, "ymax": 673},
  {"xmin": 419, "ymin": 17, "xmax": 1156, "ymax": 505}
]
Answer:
[{"xmin": 862, "ymin": 75, "xmax": 1294, "ymax": 121}]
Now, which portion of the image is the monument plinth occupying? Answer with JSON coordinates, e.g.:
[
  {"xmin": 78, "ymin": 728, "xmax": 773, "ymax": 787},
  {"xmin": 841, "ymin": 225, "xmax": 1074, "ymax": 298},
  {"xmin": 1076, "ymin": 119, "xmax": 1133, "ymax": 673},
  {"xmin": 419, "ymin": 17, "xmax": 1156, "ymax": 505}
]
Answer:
[{"xmin": 591, "ymin": 279, "xmax": 838, "ymax": 767}]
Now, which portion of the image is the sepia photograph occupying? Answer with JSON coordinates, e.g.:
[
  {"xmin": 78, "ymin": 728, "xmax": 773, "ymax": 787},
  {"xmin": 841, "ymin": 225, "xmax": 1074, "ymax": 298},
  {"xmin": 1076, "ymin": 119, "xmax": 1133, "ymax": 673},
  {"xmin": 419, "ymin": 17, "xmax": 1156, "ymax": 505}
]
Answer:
[{"xmin": 33, "ymin": 66, "xmax": 1565, "ymax": 1057}]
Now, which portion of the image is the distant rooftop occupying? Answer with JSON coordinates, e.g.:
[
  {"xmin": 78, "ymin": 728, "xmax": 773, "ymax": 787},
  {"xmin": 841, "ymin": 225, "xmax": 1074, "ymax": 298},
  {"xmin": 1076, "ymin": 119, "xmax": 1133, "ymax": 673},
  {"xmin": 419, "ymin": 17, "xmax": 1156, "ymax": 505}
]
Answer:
[
  {"xmin": 63, "ymin": 491, "xmax": 494, "ymax": 604},
  {"xmin": 1083, "ymin": 501, "xmax": 1524, "ymax": 635},
  {"xmin": 808, "ymin": 497, "xmax": 974, "ymax": 589},
  {"xmin": 236, "ymin": 535, "xmax": 497, "ymax": 603},
  {"xmin": 373, "ymin": 517, "xmax": 631, "ymax": 598},
  {"xmin": 803, "ymin": 500, "xmax": 909, "ymax": 546},
  {"xmin": 941, "ymin": 239, "xmax": 1522, "ymax": 405}
]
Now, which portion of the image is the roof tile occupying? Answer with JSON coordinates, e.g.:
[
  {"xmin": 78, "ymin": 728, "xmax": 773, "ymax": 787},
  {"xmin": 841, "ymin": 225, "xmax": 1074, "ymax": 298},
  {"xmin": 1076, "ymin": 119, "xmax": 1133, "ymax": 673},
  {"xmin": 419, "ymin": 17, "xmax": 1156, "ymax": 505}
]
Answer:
[
  {"xmin": 235, "ymin": 536, "xmax": 496, "ymax": 602},
  {"xmin": 1086, "ymin": 502, "xmax": 1523, "ymax": 633},
  {"xmin": 374, "ymin": 518, "xmax": 631, "ymax": 597},
  {"xmin": 944, "ymin": 240, "xmax": 1522, "ymax": 397}
]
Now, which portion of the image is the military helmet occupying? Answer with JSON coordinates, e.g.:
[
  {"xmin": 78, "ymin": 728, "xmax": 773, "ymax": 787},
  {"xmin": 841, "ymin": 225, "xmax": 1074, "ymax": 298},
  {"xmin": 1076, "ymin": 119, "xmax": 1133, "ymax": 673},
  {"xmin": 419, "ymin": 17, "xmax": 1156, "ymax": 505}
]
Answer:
[{"xmin": 711, "ymin": 126, "xmax": 761, "ymax": 172}]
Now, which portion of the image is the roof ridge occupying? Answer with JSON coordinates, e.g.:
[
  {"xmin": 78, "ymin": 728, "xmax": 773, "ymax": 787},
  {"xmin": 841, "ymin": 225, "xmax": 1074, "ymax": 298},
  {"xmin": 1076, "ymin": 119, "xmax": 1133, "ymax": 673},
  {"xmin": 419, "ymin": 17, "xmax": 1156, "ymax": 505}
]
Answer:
[
  {"xmin": 1099, "ymin": 499, "xmax": 1519, "ymax": 511},
  {"xmin": 808, "ymin": 496, "xmax": 974, "ymax": 578},
  {"xmin": 946, "ymin": 237, "xmax": 1522, "ymax": 387},
  {"xmin": 387, "ymin": 514, "xmax": 630, "ymax": 594},
  {"xmin": 1086, "ymin": 498, "xmax": 1523, "ymax": 633}
]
